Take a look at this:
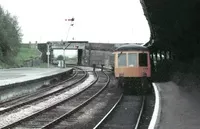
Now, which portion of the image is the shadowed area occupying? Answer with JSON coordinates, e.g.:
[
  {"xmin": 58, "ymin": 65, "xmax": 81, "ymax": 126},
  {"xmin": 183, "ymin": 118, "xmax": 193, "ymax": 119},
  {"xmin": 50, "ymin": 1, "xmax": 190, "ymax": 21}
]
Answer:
[{"xmin": 141, "ymin": 0, "xmax": 200, "ymax": 61}]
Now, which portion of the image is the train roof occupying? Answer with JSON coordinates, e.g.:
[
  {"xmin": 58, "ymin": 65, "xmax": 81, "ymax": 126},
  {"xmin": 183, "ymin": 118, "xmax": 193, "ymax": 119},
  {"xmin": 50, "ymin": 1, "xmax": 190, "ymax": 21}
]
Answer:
[{"xmin": 114, "ymin": 44, "xmax": 149, "ymax": 51}]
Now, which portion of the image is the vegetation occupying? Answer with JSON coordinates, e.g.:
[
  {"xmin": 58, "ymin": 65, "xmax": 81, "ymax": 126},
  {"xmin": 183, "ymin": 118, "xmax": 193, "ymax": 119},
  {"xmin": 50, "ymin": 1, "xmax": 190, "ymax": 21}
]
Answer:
[
  {"xmin": 0, "ymin": 45, "xmax": 41, "ymax": 68},
  {"xmin": 57, "ymin": 55, "xmax": 64, "ymax": 60},
  {"xmin": 14, "ymin": 46, "xmax": 41, "ymax": 66},
  {"xmin": 55, "ymin": 55, "xmax": 77, "ymax": 64},
  {"xmin": 0, "ymin": 5, "xmax": 22, "ymax": 66}
]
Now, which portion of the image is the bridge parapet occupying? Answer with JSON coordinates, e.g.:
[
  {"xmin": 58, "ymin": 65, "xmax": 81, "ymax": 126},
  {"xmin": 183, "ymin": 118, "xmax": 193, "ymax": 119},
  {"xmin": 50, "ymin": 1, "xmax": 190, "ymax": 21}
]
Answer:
[{"xmin": 50, "ymin": 41, "xmax": 88, "ymax": 50}]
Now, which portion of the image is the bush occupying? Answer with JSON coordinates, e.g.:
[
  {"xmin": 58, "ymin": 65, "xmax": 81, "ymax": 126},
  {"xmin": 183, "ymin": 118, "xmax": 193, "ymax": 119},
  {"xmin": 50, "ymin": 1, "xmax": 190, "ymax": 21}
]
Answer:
[{"xmin": 0, "ymin": 6, "xmax": 22, "ymax": 64}]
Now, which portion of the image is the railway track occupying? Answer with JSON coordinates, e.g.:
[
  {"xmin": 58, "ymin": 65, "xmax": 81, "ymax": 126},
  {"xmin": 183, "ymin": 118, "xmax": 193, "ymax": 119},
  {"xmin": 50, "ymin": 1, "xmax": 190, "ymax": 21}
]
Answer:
[
  {"xmin": 0, "ymin": 68, "xmax": 91, "ymax": 128},
  {"xmin": 50, "ymin": 71, "xmax": 122, "ymax": 129},
  {"xmin": 93, "ymin": 95, "xmax": 146, "ymax": 129},
  {"xmin": 0, "ymin": 67, "xmax": 151, "ymax": 129},
  {"xmin": 44, "ymin": 71, "xmax": 147, "ymax": 129},
  {"xmin": 0, "ymin": 67, "xmax": 87, "ymax": 114},
  {"xmin": 0, "ymin": 69, "xmax": 99, "ymax": 128},
  {"xmin": 40, "ymin": 71, "xmax": 109, "ymax": 129}
]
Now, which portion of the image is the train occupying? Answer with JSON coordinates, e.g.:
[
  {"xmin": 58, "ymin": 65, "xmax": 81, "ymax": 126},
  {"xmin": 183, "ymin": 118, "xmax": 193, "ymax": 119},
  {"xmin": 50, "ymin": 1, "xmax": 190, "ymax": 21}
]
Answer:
[{"xmin": 113, "ymin": 44, "xmax": 152, "ymax": 94}]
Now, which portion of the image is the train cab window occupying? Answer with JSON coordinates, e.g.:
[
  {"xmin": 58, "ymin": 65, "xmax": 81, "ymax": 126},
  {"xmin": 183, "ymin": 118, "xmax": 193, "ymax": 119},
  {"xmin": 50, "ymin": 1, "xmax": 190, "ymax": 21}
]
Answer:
[
  {"xmin": 128, "ymin": 53, "xmax": 137, "ymax": 67},
  {"xmin": 118, "ymin": 53, "xmax": 126, "ymax": 67},
  {"xmin": 139, "ymin": 53, "xmax": 148, "ymax": 66}
]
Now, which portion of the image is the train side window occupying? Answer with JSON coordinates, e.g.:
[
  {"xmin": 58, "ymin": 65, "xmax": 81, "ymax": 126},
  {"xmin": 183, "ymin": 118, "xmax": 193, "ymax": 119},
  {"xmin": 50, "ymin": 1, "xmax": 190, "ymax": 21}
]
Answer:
[
  {"xmin": 139, "ymin": 53, "xmax": 148, "ymax": 66},
  {"xmin": 118, "ymin": 53, "xmax": 126, "ymax": 67},
  {"xmin": 128, "ymin": 53, "xmax": 137, "ymax": 67}
]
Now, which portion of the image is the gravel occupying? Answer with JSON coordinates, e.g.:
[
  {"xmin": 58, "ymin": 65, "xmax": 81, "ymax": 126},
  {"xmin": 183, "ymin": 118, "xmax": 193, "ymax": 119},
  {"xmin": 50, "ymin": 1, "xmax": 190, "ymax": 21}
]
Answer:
[
  {"xmin": 0, "ymin": 73, "xmax": 95, "ymax": 128},
  {"xmin": 100, "ymin": 95, "xmax": 143, "ymax": 129},
  {"xmin": 51, "ymin": 71, "xmax": 121, "ymax": 129},
  {"xmin": 138, "ymin": 94, "xmax": 155, "ymax": 129}
]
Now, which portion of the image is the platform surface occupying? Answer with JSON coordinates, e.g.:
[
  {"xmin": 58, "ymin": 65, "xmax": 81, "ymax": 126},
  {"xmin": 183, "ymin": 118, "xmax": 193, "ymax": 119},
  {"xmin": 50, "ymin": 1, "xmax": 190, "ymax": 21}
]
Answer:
[
  {"xmin": 0, "ymin": 67, "xmax": 72, "ymax": 87},
  {"xmin": 155, "ymin": 82, "xmax": 200, "ymax": 129}
]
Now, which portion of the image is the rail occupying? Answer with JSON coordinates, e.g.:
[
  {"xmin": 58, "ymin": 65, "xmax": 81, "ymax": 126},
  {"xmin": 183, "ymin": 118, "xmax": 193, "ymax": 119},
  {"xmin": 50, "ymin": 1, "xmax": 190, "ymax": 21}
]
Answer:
[
  {"xmin": 93, "ymin": 94, "xmax": 123, "ymax": 129},
  {"xmin": 1, "ymin": 69, "xmax": 97, "ymax": 128},
  {"xmin": 41, "ymin": 71, "xmax": 110, "ymax": 128}
]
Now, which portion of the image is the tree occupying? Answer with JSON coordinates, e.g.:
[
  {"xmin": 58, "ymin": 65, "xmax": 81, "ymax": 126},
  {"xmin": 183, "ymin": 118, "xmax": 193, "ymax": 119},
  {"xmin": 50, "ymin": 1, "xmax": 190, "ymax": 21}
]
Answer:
[
  {"xmin": 0, "ymin": 6, "xmax": 22, "ymax": 63},
  {"xmin": 57, "ymin": 55, "xmax": 64, "ymax": 60}
]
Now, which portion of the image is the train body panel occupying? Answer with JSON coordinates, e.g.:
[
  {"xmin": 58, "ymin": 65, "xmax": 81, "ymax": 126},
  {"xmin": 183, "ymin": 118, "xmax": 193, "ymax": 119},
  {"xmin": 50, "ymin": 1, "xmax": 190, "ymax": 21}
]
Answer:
[{"xmin": 115, "ymin": 67, "xmax": 151, "ymax": 78}]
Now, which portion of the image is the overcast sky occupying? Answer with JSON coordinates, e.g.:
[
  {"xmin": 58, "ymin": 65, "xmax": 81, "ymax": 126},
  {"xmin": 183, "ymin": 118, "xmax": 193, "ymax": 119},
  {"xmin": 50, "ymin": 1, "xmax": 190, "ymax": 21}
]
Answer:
[{"xmin": 0, "ymin": 0, "xmax": 150, "ymax": 43}]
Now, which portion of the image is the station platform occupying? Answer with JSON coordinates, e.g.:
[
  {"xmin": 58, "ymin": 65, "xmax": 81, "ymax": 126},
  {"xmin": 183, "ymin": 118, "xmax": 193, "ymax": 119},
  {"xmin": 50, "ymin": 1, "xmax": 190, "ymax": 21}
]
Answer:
[
  {"xmin": 155, "ymin": 82, "xmax": 200, "ymax": 129},
  {"xmin": 0, "ymin": 67, "xmax": 73, "ymax": 88}
]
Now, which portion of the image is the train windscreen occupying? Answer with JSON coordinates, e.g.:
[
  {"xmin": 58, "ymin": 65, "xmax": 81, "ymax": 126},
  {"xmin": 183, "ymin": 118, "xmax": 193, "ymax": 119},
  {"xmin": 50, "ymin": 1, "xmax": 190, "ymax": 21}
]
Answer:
[
  {"xmin": 118, "ymin": 53, "xmax": 126, "ymax": 67},
  {"xmin": 139, "ymin": 53, "xmax": 148, "ymax": 67},
  {"xmin": 128, "ymin": 53, "xmax": 137, "ymax": 67}
]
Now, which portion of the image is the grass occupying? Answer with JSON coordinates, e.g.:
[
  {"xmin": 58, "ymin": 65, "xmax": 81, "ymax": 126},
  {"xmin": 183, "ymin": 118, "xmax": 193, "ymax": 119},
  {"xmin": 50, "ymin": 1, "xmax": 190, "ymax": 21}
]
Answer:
[
  {"xmin": 16, "ymin": 47, "xmax": 41, "ymax": 61},
  {"xmin": 0, "ymin": 61, "xmax": 9, "ymax": 69},
  {"xmin": 14, "ymin": 46, "xmax": 41, "ymax": 66},
  {"xmin": 0, "ymin": 46, "xmax": 42, "ymax": 68}
]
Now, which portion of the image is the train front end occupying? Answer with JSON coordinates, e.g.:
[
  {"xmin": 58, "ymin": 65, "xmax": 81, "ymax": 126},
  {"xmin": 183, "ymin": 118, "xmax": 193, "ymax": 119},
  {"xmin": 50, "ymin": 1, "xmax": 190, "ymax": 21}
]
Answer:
[{"xmin": 113, "ymin": 44, "xmax": 152, "ymax": 94}]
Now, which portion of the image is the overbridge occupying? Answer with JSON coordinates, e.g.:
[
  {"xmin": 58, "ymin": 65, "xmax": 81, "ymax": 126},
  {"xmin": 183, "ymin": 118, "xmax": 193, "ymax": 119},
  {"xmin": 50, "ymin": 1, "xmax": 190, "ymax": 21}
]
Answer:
[{"xmin": 37, "ymin": 41, "xmax": 143, "ymax": 67}]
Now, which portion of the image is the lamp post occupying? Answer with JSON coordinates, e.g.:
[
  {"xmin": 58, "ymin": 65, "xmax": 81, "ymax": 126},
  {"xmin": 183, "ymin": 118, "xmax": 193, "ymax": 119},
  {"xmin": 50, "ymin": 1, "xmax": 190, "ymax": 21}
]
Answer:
[
  {"xmin": 46, "ymin": 42, "xmax": 50, "ymax": 68},
  {"xmin": 63, "ymin": 45, "xmax": 66, "ymax": 68},
  {"xmin": 61, "ymin": 40, "xmax": 65, "ymax": 68},
  {"xmin": 63, "ymin": 17, "xmax": 75, "ymax": 68}
]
